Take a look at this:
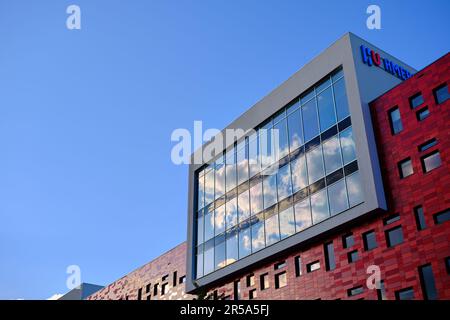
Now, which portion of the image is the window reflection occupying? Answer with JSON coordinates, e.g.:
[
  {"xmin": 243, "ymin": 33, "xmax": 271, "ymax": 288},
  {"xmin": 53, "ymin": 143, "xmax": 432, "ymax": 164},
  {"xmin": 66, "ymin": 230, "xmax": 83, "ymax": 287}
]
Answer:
[
  {"xmin": 333, "ymin": 78, "xmax": 350, "ymax": 121},
  {"xmin": 225, "ymin": 197, "xmax": 238, "ymax": 229},
  {"xmin": 302, "ymin": 98, "xmax": 319, "ymax": 142},
  {"xmin": 263, "ymin": 174, "xmax": 278, "ymax": 209},
  {"xmin": 204, "ymin": 210, "xmax": 214, "ymax": 241},
  {"xmin": 238, "ymin": 223, "xmax": 251, "ymax": 259},
  {"xmin": 317, "ymin": 87, "xmax": 336, "ymax": 131},
  {"xmin": 260, "ymin": 124, "xmax": 274, "ymax": 168},
  {"xmin": 198, "ymin": 173, "xmax": 204, "ymax": 209},
  {"xmin": 327, "ymin": 179, "xmax": 349, "ymax": 215},
  {"xmin": 277, "ymin": 163, "xmax": 293, "ymax": 201},
  {"xmin": 249, "ymin": 181, "xmax": 263, "ymax": 215},
  {"xmin": 251, "ymin": 217, "xmax": 265, "ymax": 252},
  {"xmin": 214, "ymin": 235, "xmax": 226, "ymax": 270},
  {"xmin": 323, "ymin": 135, "xmax": 343, "ymax": 174},
  {"xmin": 311, "ymin": 189, "xmax": 329, "ymax": 224},
  {"xmin": 248, "ymin": 134, "xmax": 260, "ymax": 178},
  {"xmin": 306, "ymin": 146, "xmax": 325, "ymax": 184},
  {"xmin": 340, "ymin": 127, "xmax": 356, "ymax": 164},
  {"xmin": 287, "ymin": 109, "xmax": 303, "ymax": 153},
  {"xmin": 294, "ymin": 198, "xmax": 312, "ymax": 232},
  {"xmin": 225, "ymin": 147, "xmax": 237, "ymax": 192},
  {"xmin": 196, "ymin": 251, "xmax": 203, "ymax": 278},
  {"xmin": 204, "ymin": 242, "xmax": 214, "ymax": 275},
  {"xmin": 215, "ymin": 164, "xmax": 225, "ymax": 199},
  {"xmin": 226, "ymin": 229, "xmax": 239, "ymax": 266},
  {"xmin": 265, "ymin": 213, "xmax": 280, "ymax": 246},
  {"xmin": 197, "ymin": 215, "xmax": 204, "ymax": 244},
  {"xmin": 279, "ymin": 207, "xmax": 295, "ymax": 239},
  {"xmin": 346, "ymin": 172, "xmax": 364, "ymax": 207},
  {"xmin": 237, "ymin": 190, "xmax": 250, "ymax": 222},
  {"xmin": 236, "ymin": 141, "xmax": 249, "ymax": 185},
  {"xmin": 274, "ymin": 118, "xmax": 289, "ymax": 161},
  {"xmin": 214, "ymin": 205, "xmax": 225, "ymax": 236},
  {"xmin": 204, "ymin": 169, "xmax": 215, "ymax": 206},
  {"xmin": 291, "ymin": 154, "xmax": 308, "ymax": 193}
]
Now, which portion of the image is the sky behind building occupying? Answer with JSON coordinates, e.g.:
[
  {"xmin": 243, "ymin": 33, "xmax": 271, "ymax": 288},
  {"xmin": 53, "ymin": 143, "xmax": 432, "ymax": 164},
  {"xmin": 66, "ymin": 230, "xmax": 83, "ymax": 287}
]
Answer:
[{"xmin": 0, "ymin": 0, "xmax": 448, "ymax": 299}]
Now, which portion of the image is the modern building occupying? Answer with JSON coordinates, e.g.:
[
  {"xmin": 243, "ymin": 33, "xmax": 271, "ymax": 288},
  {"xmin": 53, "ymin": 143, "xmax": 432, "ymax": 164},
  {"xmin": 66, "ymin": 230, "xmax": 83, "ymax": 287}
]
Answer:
[
  {"xmin": 58, "ymin": 283, "xmax": 104, "ymax": 300},
  {"xmin": 186, "ymin": 32, "xmax": 450, "ymax": 299},
  {"xmin": 87, "ymin": 243, "xmax": 194, "ymax": 300}
]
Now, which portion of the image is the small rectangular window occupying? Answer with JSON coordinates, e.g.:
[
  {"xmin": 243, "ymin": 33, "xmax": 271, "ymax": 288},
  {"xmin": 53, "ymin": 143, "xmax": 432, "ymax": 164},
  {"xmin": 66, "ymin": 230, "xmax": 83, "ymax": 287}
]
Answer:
[
  {"xmin": 383, "ymin": 213, "xmax": 400, "ymax": 225},
  {"xmin": 388, "ymin": 107, "xmax": 403, "ymax": 135},
  {"xmin": 385, "ymin": 226, "xmax": 404, "ymax": 247},
  {"xmin": 306, "ymin": 261, "xmax": 320, "ymax": 273},
  {"xmin": 274, "ymin": 261, "xmax": 286, "ymax": 270},
  {"xmin": 347, "ymin": 286, "xmax": 364, "ymax": 297},
  {"xmin": 414, "ymin": 206, "xmax": 427, "ymax": 230},
  {"xmin": 137, "ymin": 288, "xmax": 142, "ymax": 300},
  {"xmin": 233, "ymin": 280, "xmax": 241, "ymax": 300},
  {"xmin": 421, "ymin": 151, "xmax": 442, "ymax": 173},
  {"xmin": 173, "ymin": 271, "xmax": 178, "ymax": 287},
  {"xmin": 260, "ymin": 273, "xmax": 269, "ymax": 290},
  {"xmin": 348, "ymin": 250, "xmax": 359, "ymax": 263},
  {"xmin": 246, "ymin": 274, "xmax": 255, "ymax": 287},
  {"xmin": 294, "ymin": 256, "xmax": 302, "ymax": 277},
  {"xmin": 418, "ymin": 138, "xmax": 437, "ymax": 152},
  {"xmin": 433, "ymin": 83, "xmax": 449, "ymax": 104},
  {"xmin": 409, "ymin": 92, "xmax": 424, "ymax": 109},
  {"xmin": 161, "ymin": 283, "xmax": 168, "ymax": 296},
  {"xmin": 162, "ymin": 274, "xmax": 169, "ymax": 281},
  {"xmin": 275, "ymin": 272, "xmax": 287, "ymax": 289},
  {"xmin": 363, "ymin": 230, "xmax": 378, "ymax": 251},
  {"xmin": 153, "ymin": 283, "xmax": 159, "ymax": 296},
  {"xmin": 146, "ymin": 283, "xmax": 151, "ymax": 293},
  {"xmin": 324, "ymin": 242, "xmax": 336, "ymax": 271},
  {"xmin": 433, "ymin": 209, "xmax": 450, "ymax": 225},
  {"xmin": 398, "ymin": 158, "xmax": 413, "ymax": 178},
  {"xmin": 445, "ymin": 257, "xmax": 450, "ymax": 275},
  {"xmin": 418, "ymin": 264, "xmax": 438, "ymax": 300},
  {"xmin": 395, "ymin": 287, "xmax": 414, "ymax": 300},
  {"xmin": 416, "ymin": 107, "xmax": 430, "ymax": 121},
  {"xmin": 342, "ymin": 233, "xmax": 354, "ymax": 248},
  {"xmin": 249, "ymin": 289, "xmax": 257, "ymax": 300}
]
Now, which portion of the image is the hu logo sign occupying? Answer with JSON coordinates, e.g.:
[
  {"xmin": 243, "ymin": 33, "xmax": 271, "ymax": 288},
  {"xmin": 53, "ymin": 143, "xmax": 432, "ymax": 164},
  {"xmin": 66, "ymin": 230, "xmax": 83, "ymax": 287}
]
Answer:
[{"xmin": 360, "ymin": 45, "xmax": 412, "ymax": 81}]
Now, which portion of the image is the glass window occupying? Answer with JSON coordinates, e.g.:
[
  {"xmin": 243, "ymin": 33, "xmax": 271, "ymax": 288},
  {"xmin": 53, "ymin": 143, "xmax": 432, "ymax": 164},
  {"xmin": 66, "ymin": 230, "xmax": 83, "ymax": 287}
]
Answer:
[
  {"xmin": 434, "ymin": 209, "xmax": 450, "ymax": 225},
  {"xmin": 333, "ymin": 78, "xmax": 350, "ymax": 121},
  {"xmin": 204, "ymin": 242, "xmax": 214, "ymax": 275},
  {"xmin": 226, "ymin": 229, "xmax": 239, "ymax": 266},
  {"xmin": 388, "ymin": 107, "xmax": 403, "ymax": 135},
  {"xmin": 311, "ymin": 189, "xmax": 329, "ymax": 224},
  {"xmin": 204, "ymin": 211, "xmax": 215, "ymax": 241},
  {"xmin": 433, "ymin": 83, "xmax": 449, "ymax": 104},
  {"xmin": 409, "ymin": 93, "xmax": 424, "ymax": 109},
  {"xmin": 363, "ymin": 230, "xmax": 377, "ymax": 251},
  {"xmin": 249, "ymin": 289, "xmax": 257, "ymax": 299},
  {"xmin": 263, "ymin": 173, "xmax": 278, "ymax": 209},
  {"xmin": 275, "ymin": 272, "xmax": 287, "ymax": 289},
  {"xmin": 340, "ymin": 127, "xmax": 356, "ymax": 164},
  {"xmin": 291, "ymin": 154, "xmax": 308, "ymax": 193},
  {"xmin": 214, "ymin": 205, "xmax": 225, "ymax": 236},
  {"xmin": 287, "ymin": 109, "xmax": 303, "ymax": 153},
  {"xmin": 421, "ymin": 151, "xmax": 442, "ymax": 173},
  {"xmin": 225, "ymin": 197, "xmax": 238, "ymax": 230},
  {"xmin": 343, "ymin": 233, "xmax": 354, "ymax": 248},
  {"xmin": 346, "ymin": 172, "xmax": 364, "ymax": 207},
  {"xmin": 214, "ymin": 235, "xmax": 226, "ymax": 270},
  {"xmin": 236, "ymin": 141, "xmax": 249, "ymax": 185},
  {"xmin": 348, "ymin": 250, "xmax": 359, "ymax": 263},
  {"xmin": 348, "ymin": 286, "xmax": 364, "ymax": 297},
  {"xmin": 196, "ymin": 251, "xmax": 203, "ymax": 278},
  {"xmin": 198, "ymin": 173, "xmax": 205, "ymax": 209},
  {"xmin": 225, "ymin": 146, "xmax": 237, "ymax": 192},
  {"xmin": 260, "ymin": 126, "xmax": 274, "ymax": 168},
  {"xmin": 306, "ymin": 261, "xmax": 320, "ymax": 273},
  {"xmin": 414, "ymin": 206, "xmax": 427, "ymax": 231},
  {"xmin": 294, "ymin": 198, "xmax": 312, "ymax": 232},
  {"xmin": 294, "ymin": 256, "xmax": 302, "ymax": 277},
  {"xmin": 251, "ymin": 217, "xmax": 265, "ymax": 252},
  {"xmin": 265, "ymin": 213, "xmax": 280, "ymax": 246},
  {"xmin": 328, "ymin": 179, "xmax": 349, "ymax": 215},
  {"xmin": 398, "ymin": 158, "xmax": 414, "ymax": 178},
  {"xmin": 383, "ymin": 213, "xmax": 400, "ymax": 225},
  {"xmin": 418, "ymin": 138, "xmax": 437, "ymax": 152},
  {"xmin": 215, "ymin": 164, "xmax": 225, "ymax": 199},
  {"xmin": 204, "ymin": 168, "xmax": 215, "ymax": 205},
  {"xmin": 324, "ymin": 242, "xmax": 336, "ymax": 271},
  {"xmin": 323, "ymin": 135, "xmax": 343, "ymax": 175},
  {"xmin": 416, "ymin": 107, "xmax": 430, "ymax": 121},
  {"xmin": 279, "ymin": 206, "xmax": 296, "ymax": 239},
  {"xmin": 274, "ymin": 118, "xmax": 289, "ymax": 161},
  {"xmin": 238, "ymin": 224, "xmax": 251, "ymax": 259},
  {"xmin": 385, "ymin": 226, "xmax": 404, "ymax": 247},
  {"xmin": 396, "ymin": 287, "xmax": 414, "ymax": 300},
  {"xmin": 247, "ymin": 274, "xmax": 255, "ymax": 287},
  {"xmin": 237, "ymin": 190, "xmax": 250, "ymax": 223},
  {"xmin": 419, "ymin": 264, "xmax": 438, "ymax": 300},
  {"xmin": 306, "ymin": 145, "xmax": 325, "ymax": 184},
  {"xmin": 316, "ymin": 77, "xmax": 331, "ymax": 93},
  {"xmin": 260, "ymin": 273, "xmax": 269, "ymax": 290},
  {"xmin": 302, "ymin": 98, "xmax": 319, "ymax": 142},
  {"xmin": 249, "ymin": 180, "xmax": 263, "ymax": 215},
  {"xmin": 197, "ymin": 215, "xmax": 204, "ymax": 244},
  {"xmin": 277, "ymin": 163, "xmax": 293, "ymax": 201},
  {"xmin": 317, "ymin": 86, "xmax": 336, "ymax": 131}
]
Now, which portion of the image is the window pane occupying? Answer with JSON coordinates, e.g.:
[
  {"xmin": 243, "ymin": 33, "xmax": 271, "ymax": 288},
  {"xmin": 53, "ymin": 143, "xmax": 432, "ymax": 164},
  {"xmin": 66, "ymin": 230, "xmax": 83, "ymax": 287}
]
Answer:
[
  {"xmin": 311, "ymin": 189, "xmax": 329, "ymax": 224},
  {"xmin": 236, "ymin": 142, "xmax": 249, "ymax": 185},
  {"xmin": 291, "ymin": 154, "xmax": 308, "ymax": 192},
  {"xmin": 389, "ymin": 107, "xmax": 403, "ymax": 134},
  {"xmin": 225, "ymin": 197, "xmax": 238, "ymax": 230},
  {"xmin": 317, "ymin": 87, "xmax": 336, "ymax": 131},
  {"xmin": 196, "ymin": 252, "xmax": 203, "ymax": 278},
  {"xmin": 238, "ymin": 224, "xmax": 251, "ymax": 259},
  {"xmin": 323, "ymin": 135, "xmax": 343, "ymax": 174},
  {"xmin": 215, "ymin": 164, "xmax": 225, "ymax": 199},
  {"xmin": 287, "ymin": 109, "xmax": 304, "ymax": 153},
  {"xmin": 302, "ymin": 98, "xmax": 319, "ymax": 142},
  {"xmin": 251, "ymin": 218, "xmax": 265, "ymax": 252},
  {"xmin": 204, "ymin": 168, "xmax": 215, "ymax": 205},
  {"xmin": 396, "ymin": 288, "xmax": 414, "ymax": 300},
  {"xmin": 386, "ymin": 226, "xmax": 404, "ymax": 247},
  {"xmin": 410, "ymin": 93, "xmax": 424, "ymax": 109},
  {"xmin": 422, "ymin": 152, "xmax": 442, "ymax": 172},
  {"xmin": 225, "ymin": 147, "xmax": 237, "ymax": 192},
  {"xmin": 346, "ymin": 172, "xmax": 364, "ymax": 207},
  {"xmin": 279, "ymin": 206, "xmax": 296, "ymax": 239},
  {"xmin": 263, "ymin": 174, "xmax": 278, "ymax": 209},
  {"xmin": 204, "ymin": 211, "xmax": 215, "ymax": 241},
  {"xmin": 215, "ymin": 205, "xmax": 225, "ymax": 236},
  {"xmin": 333, "ymin": 78, "xmax": 350, "ymax": 121},
  {"xmin": 419, "ymin": 264, "xmax": 438, "ymax": 300},
  {"xmin": 197, "ymin": 215, "xmax": 204, "ymax": 244},
  {"xmin": 274, "ymin": 118, "xmax": 289, "ymax": 160},
  {"xmin": 265, "ymin": 213, "xmax": 280, "ymax": 246},
  {"xmin": 260, "ymin": 127, "xmax": 274, "ymax": 168},
  {"xmin": 340, "ymin": 127, "xmax": 356, "ymax": 164},
  {"xmin": 399, "ymin": 158, "xmax": 413, "ymax": 178},
  {"xmin": 226, "ymin": 229, "xmax": 239, "ymax": 266},
  {"xmin": 363, "ymin": 231, "xmax": 377, "ymax": 251},
  {"xmin": 248, "ymin": 134, "xmax": 260, "ymax": 178},
  {"xmin": 198, "ymin": 174, "xmax": 205, "ymax": 209},
  {"xmin": 328, "ymin": 179, "xmax": 349, "ymax": 215},
  {"xmin": 294, "ymin": 198, "xmax": 312, "ymax": 232},
  {"xmin": 249, "ymin": 181, "xmax": 263, "ymax": 215},
  {"xmin": 324, "ymin": 242, "xmax": 336, "ymax": 271},
  {"xmin": 237, "ymin": 190, "xmax": 250, "ymax": 222},
  {"xmin": 277, "ymin": 163, "xmax": 293, "ymax": 201},
  {"xmin": 434, "ymin": 84, "xmax": 449, "ymax": 104},
  {"xmin": 215, "ymin": 235, "xmax": 226, "ymax": 270},
  {"xmin": 306, "ymin": 145, "xmax": 325, "ymax": 184},
  {"xmin": 204, "ymin": 244, "xmax": 214, "ymax": 275}
]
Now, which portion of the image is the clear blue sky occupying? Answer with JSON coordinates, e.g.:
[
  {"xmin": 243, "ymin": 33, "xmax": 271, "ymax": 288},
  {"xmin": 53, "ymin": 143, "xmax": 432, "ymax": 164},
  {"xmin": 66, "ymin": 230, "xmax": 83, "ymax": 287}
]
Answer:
[{"xmin": 0, "ymin": 0, "xmax": 448, "ymax": 299}]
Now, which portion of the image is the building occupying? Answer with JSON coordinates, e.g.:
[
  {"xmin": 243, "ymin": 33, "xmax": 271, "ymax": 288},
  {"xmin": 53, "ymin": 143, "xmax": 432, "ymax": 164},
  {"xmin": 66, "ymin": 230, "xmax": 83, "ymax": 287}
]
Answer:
[
  {"xmin": 58, "ymin": 283, "xmax": 103, "ymax": 300},
  {"xmin": 186, "ymin": 33, "xmax": 450, "ymax": 299},
  {"xmin": 87, "ymin": 243, "xmax": 194, "ymax": 300}
]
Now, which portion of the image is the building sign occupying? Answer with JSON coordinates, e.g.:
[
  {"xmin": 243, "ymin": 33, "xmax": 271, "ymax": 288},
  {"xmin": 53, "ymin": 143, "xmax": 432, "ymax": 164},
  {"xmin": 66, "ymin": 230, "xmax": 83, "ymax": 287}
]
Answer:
[{"xmin": 360, "ymin": 45, "xmax": 412, "ymax": 80}]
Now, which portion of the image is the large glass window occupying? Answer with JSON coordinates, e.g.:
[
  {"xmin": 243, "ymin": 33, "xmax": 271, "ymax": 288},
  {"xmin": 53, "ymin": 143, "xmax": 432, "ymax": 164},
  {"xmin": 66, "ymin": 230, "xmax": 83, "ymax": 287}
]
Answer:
[
  {"xmin": 204, "ymin": 168, "xmax": 215, "ymax": 205},
  {"xmin": 279, "ymin": 206, "xmax": 295, "ymax": 239},
  {"xmin": 226, "ymin": 228, "xmax": 239, "ymax": 266},
  {"xmin": 204, "ymin": 241, "xmax": 214, "ymax": 275},
  {"xmin": 317, "ymin": 86, "xmax": 336, "ymax": 131},
  {"xmin": 225, "ymin": 197, "xmax": 238, "ymax": 230},
  {"xmin": 277, "ymin": 163, "xmax": 293, "ymax": 201},
  {"xmin": 265, "ymin": 212, "xmax": 280, "ymax": 246},
  {"xmin": 237, "ymin": 190, "xmax": 250, "ymax": 223},
  {"xmin": 236, "ymin": 140, "xmax": 249, "ymax": 185},
  {"xmin": 249, "ymin": 181, "xmax": 263, "ymax": 215},
  {"xmin": 419, "ymin": 264, "xmax": 438, "ymax": 300},
  {"xmin": 274, "ymin": 118, "xmax": 289, "ymax": 161},
  {"xmin": 225, "ymin": 146, "xmax": 237, "ymax": 192},
  {"xmin": 328, "ymin": 179, "xmax": 349, "ymax": 215},
  {"xmin": 287, "ymin": 108, "xmax": 303, "ymax": 153},
  {"xmin": 198, "ymin": 173, "xmax": 205, "ymax": 209},
  {"xmin": 196, "ymin": 249, "xmax": 204, "ymax": 278},
  {"xmin": 248, "ymin": 133, "xmax": 260, "ymax": 178},
  {"xmin": 204, "ymin": 210, "xmax": 215, "ymax": 241},
  {"xmin": 323, "ymin": 135, "xmax": 343, "ymax": 175},
  {"xmin": 346, "ymin": 172, "xmax": 364, "ymax": 207},
  {"xmin": 251, "ymin": 217, "xmax": 265, "ymax": 252},
  {"xmin": 333, "ymin": 78, "xmax": 350, "ymax": 121},
  {"xmin": 214, "ymin": 205, "xmax": 225, "ymax": 236},
  {"xmin": 306, "ymin": 145, "xmax": 325, "ymax": 184},
  {"xmin": 291, "ymin": 154, "xmax": 308, "ymax": 192},
  {"xmin": 263, "ymin": 173, "xmax": 278, "ymax": 209},
  {"xmin": 260, "ymin": 124, "xmax": 274, "ymax": 168},
  {"xmin": 433, "ymin": 83, "xmax": 449, "ymax": 104},
  {"xmin": 197, "ymin": 215, "xmax": 204, "ymax": 244},
  {"xmin": 294, "ymin": 198, "xmax": 312, "ymax": 232},
  {"xmin": 311, "ymin": 189, "xmax": 329, "ymax": 224},
  {"xmin": 238, "ymin": 223, "xmax": 251, "ymax": 259},
  {"xmin": 215, "ymin": 163, "xmax": 225, "ymax": 199},
  {"xmin": 214, "ymin": 235, "xmax": 226, "ymax": 270},
  {"xmin": 421, "ymin": 151, "xmax": 442, "ymax": 173},
  {"xmin": 302, "ymin": 97, "xmax": 319, "ymax": 142},
  {"xmin": 340, "ymin": 127, "xmax": 356, "ymax": 164},
  {"xmin": 389, "ymin": 107, "xmax": 403, "ymax": 135}
]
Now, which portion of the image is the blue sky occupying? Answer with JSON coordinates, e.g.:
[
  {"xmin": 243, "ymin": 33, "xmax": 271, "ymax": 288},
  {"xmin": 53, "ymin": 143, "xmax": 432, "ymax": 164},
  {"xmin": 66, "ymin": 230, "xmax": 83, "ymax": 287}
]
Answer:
[{"xmin": 0, "ymin": 0, "xmax": 448, "ymax": 299}]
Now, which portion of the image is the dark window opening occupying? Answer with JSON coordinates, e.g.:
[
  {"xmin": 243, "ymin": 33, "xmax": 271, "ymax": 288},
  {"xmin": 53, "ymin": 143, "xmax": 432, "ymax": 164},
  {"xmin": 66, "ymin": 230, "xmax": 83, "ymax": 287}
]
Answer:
[
  {"xmin": 418, "ymin": 138, "xmax": 437, "ymax": 152},
  {"xmin": 306, "ymin": 261, "xmax": 320, "ymax": 273},
  {"xmin": 414, "ymin": 206, "xmax": 427, "ymax": 230},
  {"xmin": 388, "ymin": 107, "xmax": 403, "ymax": 135},
  {"xmin": 294, "ymin": 256, "xmax": 302, "ymax": 277},
  {"xmin": 398, "ymin": 158, "xmax": 413, "ymax": 179},
  {"xmin": 161, "ymin": 283, "xmax": 168, "ymax": 296},
  {"xmin": 348, "ymin": 250, "xmax": 359, "ymax": 263},
  {"xmin": 342, "ymin": 233, "xmax": 354, "ymax": 248},
  {"xmin": 246, "ymin": 274, "xmax": 255, "ymax": 287},
  {"xmin": 249, "ymin": 289, "xmax": 257, "ymax": 300},
  {"xmin": 385, "ymin": 226, "xmax": 404, "ymax": 247},
  {"xmin": 416, "ymin": 107, "xmax": 430, "ymax": 121},
  {"xmin": 274, "ymin": 261, "xmax": 286, "ymax": 270},
  {"xmin": 275, "ymin": 272, "xmax": 287, "ymax": 289},
  {"xmin": 347, "ymin": 286, "xmax": 364, "ymax": 297},
  {"xmin": 179, "ymin": 276, "xmax": 186, "ymax": 284},
  {"xmin": 173, "ymin": 271, "xmax": 178, "ymax": 287},
  {"xmin": 233, "ymin": 280, "xmax": 241, "ymax": 300},
  {"xmin": 434, "ymin": 209, "xmax": 450, "ymax": 225},
  {"xmin": 363, "ymin": 230, "xmax": 378, "ymax": 251},
  {"xmin": 396, "ymin": 287, "xmax": 414, "ymax": 300},
  {"xmin": 419, "ymin": 264, "xmax": 438, "ymax": 300},
  {"xmin": 409, "ymin": 92, "xmax": 424, "ymax": 109},
  {"xmin": 433, "ymin": 83, "xmax": 449, "ymax": 104},
  {"xmin": 324, "ymin": 242, "xmax": 336, "ymax": 271},
  {"xmin": 421, "ymin": 151, "xmax": 442, "ymax": 173},
  {"xmin": 377, "ymin": 281, "xmax": 387, "ymax": 300},
  {"xmin": 137, "ymin": 288, "xmax": 142, "ymax": 300}
]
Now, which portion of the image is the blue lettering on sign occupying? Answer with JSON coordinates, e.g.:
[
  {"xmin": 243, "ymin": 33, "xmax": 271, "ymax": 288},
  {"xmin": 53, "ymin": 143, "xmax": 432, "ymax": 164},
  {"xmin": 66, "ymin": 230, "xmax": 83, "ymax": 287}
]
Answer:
[{"xmin": 360, "ymin": 45, "xmax": 412, "ymax": 81}]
